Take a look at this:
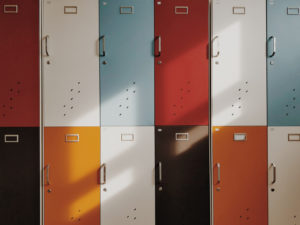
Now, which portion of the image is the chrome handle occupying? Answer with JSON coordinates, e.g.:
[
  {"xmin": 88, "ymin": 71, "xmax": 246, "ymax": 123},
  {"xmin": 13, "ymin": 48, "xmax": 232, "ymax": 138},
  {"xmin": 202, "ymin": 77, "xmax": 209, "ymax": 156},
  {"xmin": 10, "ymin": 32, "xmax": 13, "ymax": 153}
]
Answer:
[
  {"xmin": 155, "ymin": 36, "xmax": 161, "ymax": 57},
  {"xmin": 268, "ymin": 36, "xmax": 276, "ymax": 57},
  {"xmin": 158, "ymin": 161, "xmax": 162, "ymax": 183},
  {"xmin": 46, "ymin": 164, "xmax": 50, "ymax": 185},
  {"xmin": 100, "ymin": 163, "xmax": 106, "ymax": 185},
  {"xmin": 45, "ymin": 35, "xmax": 50, "ymax": 57},
  {"xmin": 100, "ymin": 35, "xmax": 106, "ymax": 57},
  {"xmin": 216, "ymin": 163, "xmax": 221, "ymax": 184},
  {"xmin": 212, "ymin": 36, "xmax": 220, "ymax": 58},
  {"xmin": 271, "ymin": 163, "xmax": 276, "ymax": 184}
]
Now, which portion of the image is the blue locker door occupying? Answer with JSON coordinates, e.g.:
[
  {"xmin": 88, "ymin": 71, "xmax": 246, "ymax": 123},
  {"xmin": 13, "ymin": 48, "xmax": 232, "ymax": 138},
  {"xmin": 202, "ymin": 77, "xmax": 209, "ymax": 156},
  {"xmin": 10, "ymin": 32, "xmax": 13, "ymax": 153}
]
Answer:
[
  {"xmin": 268, "ymin": 0, "xmax": 300, "ymax": 126},
  {"xmin": 100, "ymin": 0, "xmax": 154, "ymax": 126}
]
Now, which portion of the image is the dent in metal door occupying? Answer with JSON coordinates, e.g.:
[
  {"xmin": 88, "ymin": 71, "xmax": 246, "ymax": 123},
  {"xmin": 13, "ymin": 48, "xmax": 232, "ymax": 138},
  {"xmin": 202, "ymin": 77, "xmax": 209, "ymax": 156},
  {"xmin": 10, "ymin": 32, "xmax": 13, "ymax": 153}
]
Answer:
[
  {"xmin": 100, "ymin": 127, "xmax": 155, "ymax": 225},
  {"xmin": 100, "ymin": 0, "xmax": 154, "ymax": 126},
  {"xmin": 0, "ymin": 127, "xmax": 40, "ymax": 225},
  {"xmin": 44, "ymin": 127, "xmax": 100, "ymax": 225},
  {"xmin": 155, "ymin": 126, "xmax": 209, "ymax": 225},
  {"xmin": 0, "ymin": 1, "xmax": 39, "ymax": 126},
  {"xmin": 268, "ymin": 127, "xmax": 300, "ymax": 225},
  {"xmin": 213, "ymin": 126, "xmax": 268, "ymax": 225},
  {"xmin": 155, "ymin": 0, "xmax": 209, "ymax": 125},
  {"xmin": 267, "ymin": 1, "xmax": 300, "ymax": 125},
  {"xmin": 212, "ymin": 0, "xmax": 267, "ymax": 126},
  {"xmin": 43, "ymin": 0, "xmax": 100, "ymax": 127}
]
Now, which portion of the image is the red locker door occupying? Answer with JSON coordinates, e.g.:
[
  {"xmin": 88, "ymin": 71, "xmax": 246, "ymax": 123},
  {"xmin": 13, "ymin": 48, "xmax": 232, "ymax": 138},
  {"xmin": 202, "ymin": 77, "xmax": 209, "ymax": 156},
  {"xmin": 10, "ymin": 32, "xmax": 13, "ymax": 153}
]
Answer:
[
  {"xmin": 213, "ymin": 126, "xmax": 268, "ymax": 225},
  {"xmin": 0, "ymin": 0, "xmax": 39, "ymax": 127},
  {"xmin": 155, "ymin": 0, "xmax": 209, "ymax": 126}
]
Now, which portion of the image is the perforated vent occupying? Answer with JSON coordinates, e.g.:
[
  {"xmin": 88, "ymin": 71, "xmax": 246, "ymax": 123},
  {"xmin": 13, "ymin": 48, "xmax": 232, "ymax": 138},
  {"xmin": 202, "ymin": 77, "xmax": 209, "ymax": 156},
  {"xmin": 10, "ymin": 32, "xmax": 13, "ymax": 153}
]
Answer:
[
  {"xmin": 171, "ymin": 80, "xmax": 191, "ymax": 117},
  {"xmin": 1, "ymin": 81, "xmax": 22, "ymax": 119},
  {"xmin": 231, "ymin": 81, "xmax": 249, "ymax": 117},
  {"xmin": 117, "ymin": 81, "xmax": 136, "ymax": 118},
  {"xmin": 283, "ymin": 88, "xmax": 297, "ymax": 117},
  {"xmin": 62, "ymin": 81, "xmax": 81, "ymax": 117}
]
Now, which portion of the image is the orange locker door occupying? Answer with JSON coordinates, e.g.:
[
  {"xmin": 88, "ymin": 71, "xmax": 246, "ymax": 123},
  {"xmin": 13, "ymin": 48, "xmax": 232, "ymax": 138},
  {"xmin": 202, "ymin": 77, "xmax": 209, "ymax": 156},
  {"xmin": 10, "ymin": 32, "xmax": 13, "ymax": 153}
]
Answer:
[
  {"xmin": 44, "ymin": 127, "xmax": 100, "ymax": 225},
  {"xmin": 212, "ymin": 126, "xmax": 268, "ymax": 225}
]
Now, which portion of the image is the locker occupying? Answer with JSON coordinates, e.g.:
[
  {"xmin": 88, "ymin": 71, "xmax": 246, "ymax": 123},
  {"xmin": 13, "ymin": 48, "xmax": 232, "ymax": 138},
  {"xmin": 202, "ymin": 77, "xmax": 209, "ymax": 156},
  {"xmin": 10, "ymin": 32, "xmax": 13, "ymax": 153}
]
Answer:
[
  {"xmin": 0, "ymin": 0, "xmax": 39, "ymax": 127},
  {"xmin": 267, "ymin": 1, "xmax": 300, "ymax": 126},
  {"xmin": 155, "ymin": 0, "xmax": 209, "ymax": 125},
  {"xmin": 0, "ymin": 128, "xmax": 39, "ymax": 225},
  {"xmin": 100, "ymin": 0, "xmax": 154, "ymax": 126},
  {"xmin": 155, "ymin": 126, "xmax": 209, "ymax": 225},
  {"xmin": 44, "ymin": 127, "xmax": 100, "ymax": 225},
  {"xmin": 42, "ymin": 0, "xmax": 100, "ymax": 127},
  {"xmin": 268, "ymin": 127, "xmax": 300, "ymax": 225},
  {"xmin": 212, "ymin": 126, "xmax": 268, "ymax": 225},
  {"xmin": 211, "ymin": 0, "xmax": 267, "ymax": 126},
  {"xmin": 100, "ymin": 127, "xmax": 155, "ymax": 225}
]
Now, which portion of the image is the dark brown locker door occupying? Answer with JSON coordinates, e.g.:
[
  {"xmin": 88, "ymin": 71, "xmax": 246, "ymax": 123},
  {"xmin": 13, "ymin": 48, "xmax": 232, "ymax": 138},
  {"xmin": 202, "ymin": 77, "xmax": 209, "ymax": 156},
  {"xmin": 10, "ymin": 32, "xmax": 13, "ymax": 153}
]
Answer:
[
  {"xmin": 155, "ymin": 126, "xmax": 209, "ymax": 225},
  {"xmin": 0, "ymin": 127, "xmax": 40, "ymax": 225}
]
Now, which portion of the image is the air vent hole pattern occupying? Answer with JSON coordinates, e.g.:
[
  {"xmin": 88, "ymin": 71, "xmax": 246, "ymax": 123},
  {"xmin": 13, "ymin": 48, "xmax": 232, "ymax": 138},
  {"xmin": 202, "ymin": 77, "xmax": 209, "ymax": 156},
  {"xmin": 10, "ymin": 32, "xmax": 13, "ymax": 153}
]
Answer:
[
  {"xmin": 125, "ymin": 208, "xmax": 138, "ymax": 223},
  {"xmin": 231, "ymin": 81, "xmax": 249, "ymax": 117},
  {"xmin": 70, "ymin": 209, "xmax": 82, "ymax": 223},
  {"xmin": 284, "ymin": 88, "xmax": 298, "ymax": 117},
  {"xmin": 239, "ymin": 208, "xmax": 251, "ymax": 222},
  {"xmin": 117, "ymin": 81, "xmax": 136, "ymax": 118},
  {"xmin": 171, "ymin": 81, "xmax": 191, "ymax": 117},
  {"xmin": 62, "ymin": 81, "xmax": 81, "ymax": 117}
]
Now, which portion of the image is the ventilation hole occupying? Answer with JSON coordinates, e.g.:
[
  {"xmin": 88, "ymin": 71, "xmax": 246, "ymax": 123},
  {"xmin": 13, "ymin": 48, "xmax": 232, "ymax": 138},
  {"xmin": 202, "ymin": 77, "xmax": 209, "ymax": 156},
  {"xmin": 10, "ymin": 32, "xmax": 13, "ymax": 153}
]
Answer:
[
  {"xmin": 180, "ymin": 88, "xmax": 183, "ymax": 91},
  {"xmin": 286, "ymin": 113, "xmax": 289, "ymax": 116},
  {"xmin": 17, "ymin": 81, "xmax": 21, "ymax": 85},
  {"xmin": 126, "ymin": 106, "xmax": 129, "ymax": 109},
  {"xmin": 64, "ymin": 114, "xmax": 66, "ymax": 116},
  {"xmin": 293, "ymin": 106, "xmax": 296, "ymax": 109},
  {"xmin": 133, "ymin": 208, "xmax": 136, "ymax": 211},
  {"xmin": 239, "ymin": 106, "xmax": 241, "ymax": 109},
  {"xmin": 232, "ymin": 105, "xmax": 234, "ymax": 107},
  {"xmin": 134, "ymin": 217, "xmax": 136, "ymax": 220},
  {"xmin": 126, "ymin": 89, "xmax": 129, "ymax": 92},
  {"xmin": 293, "ymin": 97, "xmax": 296, "ymax": 100},
  {"xmin": 127, "ymin": 216, "xmax": 129, "ymax": 219},
  {"xmin": 70, "ymin": 98, "xmax": 73, "ymax": 100},
  {"xmin": 133, "ymin": 90, "xmax": 136, "ymax": 93},
  {"xmin": 71, "ymin": 217, "xmax": 74, "ymax": 220},
  {"xmin": 70, "ymin": 106, "xmax": 74, "ymax": 109},
  {"xmin": 245, "ymin": 81, "xmax": 248, "ymax": 84},
  {"xmin": 246, "ymin": 208, "xmax": 249, "ymax": 211},
  {"xmin": 78, "ymin": 219, "xmax": 81, "ymax": 221},
  {"xmin": 10, "ymin": 106, "xmax": 13, "ymax": 110},
  {"xmin": 10, "ymin": 88, "xmax": 13, "ymax": 92},
  {"xmin": 77, "ymin": 90, "xmax": 80, "ymax": 93},
  {"xmin": 70, "ymin": 89, "xmax": 73, "ymax": 92},
  {"xmin": 119, "ymin": 113, "xmax": 122, "ymax": 116},
  {"xmin": 246, "ymin": 217, "xmax": 250, "ymax": 220},
  {"xmin": 78, "ymin": 210, "xmax": 80, "ymax": 212},
  {"xmin": 180, "ymin": 105, "xmax": 183, "ymax": 109},
  {"xmin": 245, "ymin": 90, "xmax": 248, "ymax": 93},
  {"xmin": 187, "ymin": 81, "xmax": 191, "ymax": 84},
  {"xmin": 173, "ymin": 113, "xmax": 176, "ymax": 116},
  {"xmin": 77, "ymin": 82, "xmax": 80, "ymax": 85},
  {"xmin": 119, "ymin": 105, "xmax": 122, "ymax": 107},
  {"xmin": 286, "ymin": 105, "xmax": 289, "ymax": 107},
  {"xmin": 238, "ymin": 97, "xmax": 241, "ymax": 100},
  {"xmin": 126, "ymin": 98, "xmax": 129, "ymax": 100},
  {"xmin": 2, "ymin": 105, "xmax": 5, "ymax": 108},
  {"xmin": 9, "ymin": 98, "xmax": 13, "ymax": 101},
  {"xmin": 133, "ymin": 82, "xmax": 136, "ymax": 85},
  {"xmin": 180, "ymin": 97, "xmax": 183, "ymax": 100},
  {"xmin": 173, "ymin": 104, "xmax": 176, "ymax": 107},
  {"xmin": 232, "ymin": 113, "xmax": 234, "ymax": 116},
  {"xmin": 63, "ymin": 105, "xmax": 66, "ymax": 108},
  {"xmin": 238, "ymin": 88, "xmax": 241, "ymax": 91},
  {"xmin": 187, "ymin": 90, "xmax": 191, "ymax": 93},
  {"xmin": 293, "ymin": 89, "xmax": 296, "ymax": 91},
  {"xmin": 271, "ymin": 188, "xmax": 275, "ymax": 192},
  {"xmin": 17, "ymin": 90, "xmax": 20, "ymax": 94},
  {"xmin": 2, "ymin": 114, "xmax": 5, "ymax": 117}
]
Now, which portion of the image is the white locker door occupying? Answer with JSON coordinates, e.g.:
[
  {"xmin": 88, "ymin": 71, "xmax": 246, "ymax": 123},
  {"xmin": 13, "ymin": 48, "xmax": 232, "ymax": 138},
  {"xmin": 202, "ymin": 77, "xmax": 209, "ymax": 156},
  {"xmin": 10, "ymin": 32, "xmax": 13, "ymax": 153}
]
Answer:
[
  {"xmin": 100, "ymin": 126, "xmax": 155, "ymax": 225},
  {"xmin": 269, "ymin": 127, "xmax": 300, "ymax": 225},
  {"xmin": 42, "ymin": 0, "xmax": 100, "ymax": 126},
  {"xmin": 211, "ymin": 0, "xmax": 266, "ymax": 126}
]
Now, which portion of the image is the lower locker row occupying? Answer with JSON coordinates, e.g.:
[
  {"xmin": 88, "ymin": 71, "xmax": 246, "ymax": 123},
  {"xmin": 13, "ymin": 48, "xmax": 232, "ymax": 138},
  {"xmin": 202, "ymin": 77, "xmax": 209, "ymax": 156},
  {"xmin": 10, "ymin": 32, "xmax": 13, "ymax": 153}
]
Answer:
[{"xmin": 1, "ymin": 126, "xmax": 300, "ymax": 225}]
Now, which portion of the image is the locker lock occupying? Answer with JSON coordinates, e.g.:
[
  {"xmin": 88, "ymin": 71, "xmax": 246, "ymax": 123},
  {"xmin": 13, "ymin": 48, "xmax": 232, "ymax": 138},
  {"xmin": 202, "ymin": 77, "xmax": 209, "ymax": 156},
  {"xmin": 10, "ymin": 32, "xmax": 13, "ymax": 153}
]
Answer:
[
  {"xmin": 102, "ymin": 60, "xmax": 107, "ymax": 65},
  {"xmin": 47, "ymin": 189, "xmax": 52, "ymax": 193}
]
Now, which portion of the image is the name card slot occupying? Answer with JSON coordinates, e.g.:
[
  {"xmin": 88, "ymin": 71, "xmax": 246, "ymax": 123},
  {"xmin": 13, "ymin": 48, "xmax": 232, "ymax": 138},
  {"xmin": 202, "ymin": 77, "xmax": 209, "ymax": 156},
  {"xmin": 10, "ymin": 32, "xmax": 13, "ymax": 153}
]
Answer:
[
  {"xmin": 233, "ymin": 133, "xmax": 247, "ymax": 141},
  {"xmin": 4, "ymin": 5, "xmax": 18, "ymax": 14},
  {"xmin": 176, "ymin": 133, "xmax": 189, "ymax": 141},
  {"xmin": 64, "ymin": 6, "xmax": 77, "ymax": 14},
  {"xmin": 121, "ymin": 133, "xmax": 134, "ymax": 141},
  {"xmin": 233, "ymin": 7, "xmax": 246, "ymax": 15},
  {"xmin": 288, "ymin": 134, "xmax": 300, "ymax": 141},
  {"xmin": 175, "ymin": 6, "xmax": 189, "ymax": 15},
  {"xmin": 287, "ymin": 7, "xmax": 300, "ymax": 15},
  {"xmin": 65, "ymin": 134, "xmax": 80, "ymax": 142},
  {"xmin": 4, "ymin": 134, "xmax": 19, "ymax": 143},
  {"xmin": 120, "ymin": 6, "xmax": 134, "ymax": 14}
]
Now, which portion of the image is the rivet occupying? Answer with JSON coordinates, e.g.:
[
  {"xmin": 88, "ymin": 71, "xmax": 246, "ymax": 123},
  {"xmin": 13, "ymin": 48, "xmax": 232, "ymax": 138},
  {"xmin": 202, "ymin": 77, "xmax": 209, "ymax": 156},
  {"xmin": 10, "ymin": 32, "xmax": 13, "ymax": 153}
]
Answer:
[{"xmin": 158, "ymin": 60, "xmax": 162, "ymax": 64}]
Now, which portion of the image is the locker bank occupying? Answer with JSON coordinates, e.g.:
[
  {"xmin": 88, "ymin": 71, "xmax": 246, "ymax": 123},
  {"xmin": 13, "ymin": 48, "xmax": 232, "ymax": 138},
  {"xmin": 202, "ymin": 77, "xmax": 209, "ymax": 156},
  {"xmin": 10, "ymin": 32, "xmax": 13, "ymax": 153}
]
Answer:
[{"xmin": 0, "ymin": 0, "xmax": 299, "ymax": 225}]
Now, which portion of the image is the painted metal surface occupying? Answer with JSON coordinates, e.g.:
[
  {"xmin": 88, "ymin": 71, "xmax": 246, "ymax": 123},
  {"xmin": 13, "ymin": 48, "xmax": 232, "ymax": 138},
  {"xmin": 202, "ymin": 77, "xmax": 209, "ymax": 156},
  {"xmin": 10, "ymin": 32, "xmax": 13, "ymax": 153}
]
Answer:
[
  {"xmin": 100, "ymin": 0, "xmax": 154, "ymax": 126},
  {"xmin": 44, "ymin": 127, "xmax": 100, "ymax": 225},
  {"xmin": 213, "ymin": 126, "xmax": 268, "ymax": 225},
  {"xmin": 43, "ymin": 0, "xmax": 100, "ymax": 126},
  {"xmin": 212, "ymin": 0, "xmax": 267, "ymax": 126},
  {"xmin": 0, "ymin": 127, "xmax": 39, "ymax": 225},
  {"xmin": 267, "ymin": 0, "xmax": 300, "ymax": 125},
  {"xmin": 268, "ymin": 126, "xmax": 300, "ymax": 225},
  {"xmin": 155, "ymin": 0, "xmax": 209, "ymax": 126},
  {"xmin": 101, "ymin": 126, "xmax": 155, "ymax": 225},
  {"xmin": 155, "ymin": 126, "xmax": 209, "ymax": 225},
  {"xmin": 0, "ymin": 0, "xmax": 39, "ymax": 127}
]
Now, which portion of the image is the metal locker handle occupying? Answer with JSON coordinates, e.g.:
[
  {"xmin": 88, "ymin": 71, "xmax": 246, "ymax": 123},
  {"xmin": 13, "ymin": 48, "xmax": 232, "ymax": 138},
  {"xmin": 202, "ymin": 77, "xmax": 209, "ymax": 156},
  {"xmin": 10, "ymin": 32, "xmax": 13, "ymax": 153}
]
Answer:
[
  {"xmin": 100, "ymin": 163, "xmax": 106, "ymax": 185},
  {"xmin": 158, "ymin": 161, "xmax": 163, "ymax": 183},
  {"xmin": 46, "ymin": 164, "xmax": 50, "ymax": 185},
  {"xmin": 212, "ymin": 36, "xmax": 220, "ymax": 58},
  {"xmin": 268, "ymin": 36, "xmax": 276, "ymax": 57},
  {"xmin": 271, "ymin": 163, "xmax": 276, "ymax": 184},
  {"xmin": 45, "ymin": 35, "xmax": 50, "ymax": 57},
  {"xmin": 216, "ymin": 163, "xmax": 221, "ymax": 184},
  {"xmin": 100, "ymin": 35, "xmax": 106, "ymax": 57},
  {"xmin": 154, "ymin": 36, "xmax": 161, "ymax": 57}
]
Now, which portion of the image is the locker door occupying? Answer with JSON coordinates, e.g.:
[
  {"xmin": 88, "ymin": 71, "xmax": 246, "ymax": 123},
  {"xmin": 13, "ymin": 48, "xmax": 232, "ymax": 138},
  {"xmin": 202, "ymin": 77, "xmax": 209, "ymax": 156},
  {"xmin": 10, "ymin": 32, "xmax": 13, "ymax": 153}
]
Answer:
[
  {"xmin": 44, "ymin": 127, "xmax": 100, "ymax": 225},
  {"xmin": 0, "ymin": 0, "xmax": 39, "ymax": 126},
  {"xmin": 267, "ymin": 1, "xmax": 300, "ymax": 126},
  {"xmin": 42, "ymin": 0, "xmax": 100, "ymax": 127},
  {"xmin": 100, "ymin": 127, "xmax": 155, "ymax": 225},
  {"xmin": 212, "ymin": 126, "xmax": 268, "ymax": 225},
  {"xmin": 268, "ymin": 127, "xmax": 300, "ymax": 225},
  {"xmin": 0, "ymin": 128, "xmax": 39, "ymax": 225},
  {"xmin": 155, "ymin": 1, "xmax": 209, "ymax": 126},
  {"xmin": 212, "ymin": 0, "xmax": 267, "ymax": 126},
  {"xmin": 155, "ymin": 126, "xmax": 209, "ymax": 225},
  {"xmin": 100, "ymin": 0, "xmax": 154, "ymax": 126}
]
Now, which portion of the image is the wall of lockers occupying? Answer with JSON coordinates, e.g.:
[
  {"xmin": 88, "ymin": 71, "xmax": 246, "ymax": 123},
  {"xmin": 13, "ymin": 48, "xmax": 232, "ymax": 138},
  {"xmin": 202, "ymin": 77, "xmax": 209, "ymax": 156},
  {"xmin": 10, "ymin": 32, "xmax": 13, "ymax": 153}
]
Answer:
[{"xmin": 1, "ymin": 0, "xmax": 299, "ymax": 225}]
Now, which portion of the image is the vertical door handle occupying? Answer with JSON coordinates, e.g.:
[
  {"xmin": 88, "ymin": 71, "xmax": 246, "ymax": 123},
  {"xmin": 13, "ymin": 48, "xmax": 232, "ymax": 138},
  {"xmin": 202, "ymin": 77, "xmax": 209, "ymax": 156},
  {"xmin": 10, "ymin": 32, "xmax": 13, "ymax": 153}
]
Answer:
[
  {"xmin": 158, "ymin": 161, "xmax": 163, "ymax": 183},
  {"xmin": 216, "ymin": 163, "xmax": 221, "ymax": 184},
  {"xmin": 155, "ymin": 36, "xmax": 161, "ymax": 57},
  {"xmin": 100, "ymin": 35, "xmax": 106, "ymax": 57},
  {"xmin": 271, "ymin": 163, "xmax": 276, "ymax": 184},
  {"xmin": 212, "ymin": 36, "xmax": 220, "ymax": 58},
  {"xmin": 268, "ymin": 36, "xmax": 276, "ymax": 57},
  {"xmin": 45, "ymin": 35, "xmax": 50, "ymax": 57},
  {"xmin": 46, "ymin": 164, "xmax": 50, "ymax": 185},
  {"xmin": 100, "ymin": 163, "xmax": 106, "ymax": 185}
]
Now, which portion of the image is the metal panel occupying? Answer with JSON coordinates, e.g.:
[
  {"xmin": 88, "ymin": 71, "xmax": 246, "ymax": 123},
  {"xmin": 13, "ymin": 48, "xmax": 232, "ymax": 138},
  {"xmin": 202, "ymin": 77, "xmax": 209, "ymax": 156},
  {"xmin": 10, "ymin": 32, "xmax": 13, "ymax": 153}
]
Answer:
[
  {"xmin": 267, "ymin": 1, "xmax": 300, "ymax": 126},
  {"xmin": 0, "ymin": 127, "xmax": 39, "ymax": 225},
  {"xmin": 212, "ymin": 0, "xmax": 267, "ymax": 126},
  {"xmin": 42, "ymin": 0, "xmax": 100, "ymax": 126},
  {"xmin": 0, "ymin": 0, "xmax": 39, "ymax": 127},
  {"xmin": 100, "ymin": 0, "xmax": 154, "ymax": 126},
  {"xmin": 213, "ymin": 126, "xmax": 268, "ymax": 225},
  {"xmin": 155, "ymin": 0, "xmax": 209, "ymax": 126},
  {"xmin": 268, "ymin": 126, "xmax": 300, "ymax": 225},
  {"xmin": 155, "ymin": 126, "xmax": 209, "ymax": 225},
  {"xmin": 100, "ymin": 126, "xmax": 155, "ymax": 225},
  {"xmin": 44, "ymin": 127, "xmax": 100, "ymax": 225}
]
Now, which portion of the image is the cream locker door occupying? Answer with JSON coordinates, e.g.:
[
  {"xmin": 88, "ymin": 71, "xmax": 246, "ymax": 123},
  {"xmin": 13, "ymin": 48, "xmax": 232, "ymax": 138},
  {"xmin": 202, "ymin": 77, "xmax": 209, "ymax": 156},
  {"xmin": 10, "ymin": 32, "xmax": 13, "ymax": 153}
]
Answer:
[
  {"xmin": 211, "ymin": 0, "xmax": 267, "ymax": 126},
  {"xmin": 42, "ymin": 0, "xmax": 99, "ymax": 126},
  {"xmin": 100, "ymin": 127, "xmax": 155, "ymax": 225},
  {"xmin": 269, "ymin": 127, "xmax": 300, "ymax": 225}
]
